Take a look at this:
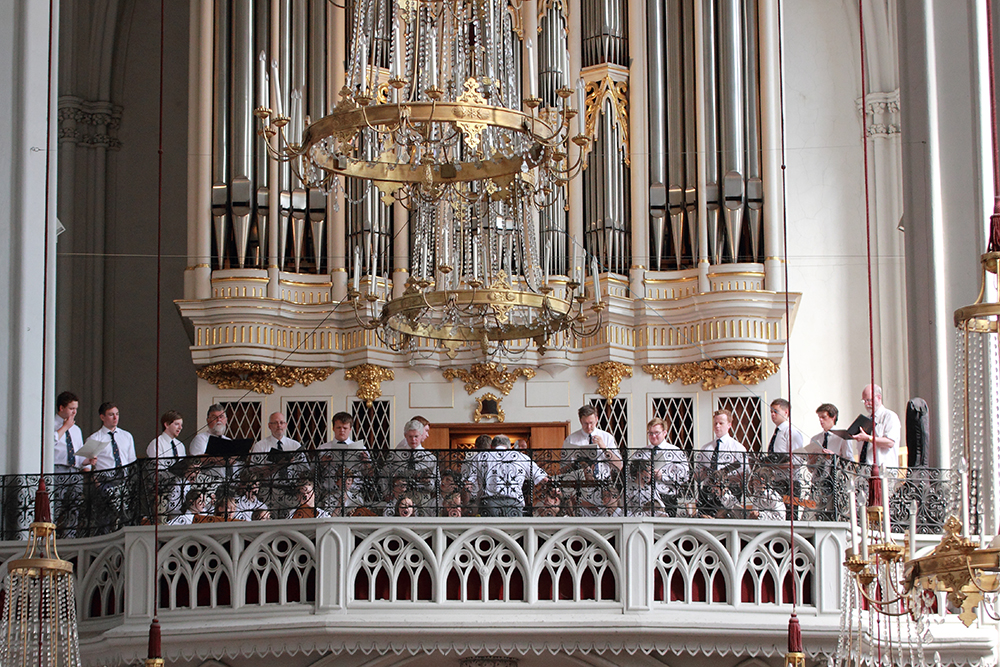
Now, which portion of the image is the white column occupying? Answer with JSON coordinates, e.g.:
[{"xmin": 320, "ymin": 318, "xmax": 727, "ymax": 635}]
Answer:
[
  {"xmin": 627, "ymin": 0, "xmax": 647, "ymax": 298},
  {"xmin": 187, "ymin": 0, "xmax": 214, "ymax": 301},
  {"xmin": 758, "ymin": 0, "xmax": 783, "ymax": 291}
]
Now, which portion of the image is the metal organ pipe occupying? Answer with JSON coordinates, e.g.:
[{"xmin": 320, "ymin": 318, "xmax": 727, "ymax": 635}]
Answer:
[
  {"xmin": 290, "ymin": 0, "xmax": 308, "ymax": 272},
  {"xmin": 231, "ymin": 0, "xmax": 255, "ymax": 269},
  {"xmin": 277, "ymin": 0, "xmax": 292, "ymax": 271},
  {"xmin": 743, "ymin": 0, "xmax": 763, "ymax": 263},
  {"xmin": 718, "ymin": 0, "xmax": 745, "ymax": 261},
  {"xmin": 646, "ymin": 0, "xmax": 667, "ymax": 271},
  {"xmin": 254, "ymin": 3, "xmax": 271, "ymax": 269},
  {"xmin": 701, "ymin": 0, "xmax": 721, "ymax": 264},
  {"xmin": 212, "ymin": 0, "xmax": 231, "ymax": 270},
  {"xmin": 681, "ymin": 0, "xmax": 698, "ymax": 266},
  {"xmin": 666, "ymin": 0, "xmax": 685, "ymax": 270}
]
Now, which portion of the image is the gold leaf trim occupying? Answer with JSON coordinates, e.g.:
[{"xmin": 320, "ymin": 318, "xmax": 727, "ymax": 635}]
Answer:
[
  {"xmin": 474, "ymin": 392, "xmax": 505, "ymax": 423},
  {"xmin": 344, "ymin": 364, "xmax": 395, "ymax": 407},
  {"xmin": 442, "ymin": 361, "xmax": 536, "ymax": 396},
  {"xmin": 584, "ymin": 76, "xmax": 630, "ymax": 167},
  {"xmin": 642, "ymin": 357, "xmax": 779, "ymax": 391},
  {"xmin": 586, "ymin": 361, "xmax": 633, "ymax": 400},
  {"xmin": 196, "ymin": 362, "xmax": 334, "ymax": 395}
]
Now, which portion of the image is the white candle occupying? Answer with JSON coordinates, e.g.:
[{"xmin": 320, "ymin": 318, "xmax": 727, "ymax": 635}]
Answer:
[
  {"xmin": 526, "ymin": 38, "xmax": 538, "ymax": 98},
  {"xmin": 860, "ymin": 504, "xmax": 869, "ymax": 562},
  {"xmin": 359, "ymin": 37, "xmax": 369, "ymax": 93},
  {"xmin": 472, "ymin": 241, "xmax": 479, "ymax": 281},
  {"xmin": 961, "ymin": 458, "xmax": 970, "ymax": 534},
  {"xmin": 428, "ymin": 32, "xmax": 438, "ymax": 88},
  {"xmin": 909, "ymin": 499, "xmax": 918, "ymax": 560},
  {"xmin": 258, "ymin": 51, "xmax": 269, "ymax": 109},
  {"xmin": 881, "ymin": 466, "xmax": 891, "ymax": 540},
  {"xmin": 289, "ymin": 89, "xmax": 302, "ymax": 141},
  {"xmin": 270, "ymin": 59, "xmax": 284, "ymax": 117},
  {"xmin": 544, "ymin": 244, "xmax": 551, "ymax": 285},
  {"xmin": 575, "ymin": 78, "xmax": 586, "ymax": 135},
  {"xmin": 355, "ymin": 247, "xmax": 362, "ymax": 290},
  {"xmin": 591, "ymin": 257, "xmax": 601, "ymax": 303},
  {"xmin": 392, "ymin": 23, "xmax": 403, "ymax": 79},
  {"xmin": 848, "ymin": 481, "xmax": 858, "ymax": 554}
]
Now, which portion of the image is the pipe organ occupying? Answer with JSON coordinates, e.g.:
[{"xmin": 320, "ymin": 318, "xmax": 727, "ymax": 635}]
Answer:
[{"xmin": 182, "ymin": 0, "xmax": 794, "ymax": 369}]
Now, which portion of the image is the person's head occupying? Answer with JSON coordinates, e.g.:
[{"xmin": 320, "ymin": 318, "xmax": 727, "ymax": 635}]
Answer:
[
  {"xmin": 578, "ymin": 404, "xmax": 599, "ymax": 434},
  {"xmin": 769, "ymin": 399, "xmax": 790, "ymax": 426},
  {"xmin": 251, "ymin": 508, "xmax": 271, "ymax": 522},
  {"xmin": 491, "ymin": 435, "xmax": 511, "ymax": 450},
  {"xmin": 206, "ymin": 403, "xmax": 227, "ymax": 436},
  {"xmin": 537, "ymin": 493, "xmax": 561, "ymax": 517},
  {"xmin": 161, "ymin": 410, "xmax": 184, "ymax": 438},
  {"xmin": 403, "ymin": 419, "xmax": 425, "ymax": 448},
  {"xmin": 409, "ymin": 415, "xmax": 430, "ymax": 441},
  {"xmin": 297, "ymin": 480, "xmax": 316, "ymax": 506},
  {"xmin": 601, "ymin": 486, "xmax": 620, "ymax": 508},
  {"xmin": 267, "ymin": 412, "xmax": 288, "ymax": 439},
  {"xmin": 391, "ymin": 477, "xmax": 408, "ymax": 498},
  {"xmin": 215, "ymin": 492, "xmax": 238, "ymax": 517},
  {"xmin": 514, "ymin": 439, "xmax": 528, "ymax": 450},
  {"xmin": 99, "ymin": 402, "xmax": 120, "ymax": 430},
  {"xmin": 56, "ymin": 391, "xmax": 79, "ymax": 420},
  {"xmin": 474, "ymin": 434, "xmax": 492, "ymax": 450},
  {"xmin": 183, "ymin": 489, "xmax": 205, "ymax": 513},
  {"xmin": 629, "ymin": 458, "xmax": 651, "ymax": 484},
  {"xmin": 440, "ymin": 470, "xmax": 458, "ymax": 494},
  {"xmin": 862, "ymin": 384, "xmax": 883, "ymax": 413},
  {"xmin": 443, "ymin": 492, "xmax": 462, "ymax": 517},
  {"xmin": 646, "ymin": 417, "xmax": 667, "ymax": 447},
  {"xmin": 712, "ymin": 409, "xmax": 733, "ymax": 438},
  {"xmin": 816, "ymin": 403, "xmax": 839, "ymax": 432},
  {"xmin": 395, "ymin": 494, "xmax": 416, "ymax": 518},
  {"xmin": 332, "ymin": 411, "xmax": 353, "ymax": 442}
]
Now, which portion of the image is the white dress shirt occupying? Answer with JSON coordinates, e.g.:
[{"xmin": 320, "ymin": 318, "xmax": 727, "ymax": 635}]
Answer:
[
  {"xmin": 562, "ymin": 428, "xmax": 618, "ymax": 479},
  {"xmin": 630, "ymin": 443, "xmax": 690, "ymax": 495},
  {"xmin": 768, "ymin": 421, "xmax": 806, "ymax": 454},
  {"xmin": 859, "ymin": 404, "xmax": 901, "ymax": 468},
  {"xmin": 86, "ymin": 426, "xmax": 137, "ymax": 470},
  {"xmin": 809, "ymin": 430, "xmax": 854, "ymax": 460},
  {"xmin": 251, "ymin": 434, "xmax": 302, "ymax": 453},
  {"xmin": 147, "ymin": 432, "xmax": 186, "ymax": 460},
  {"xmin": 188, "ymin": 432, "xmax": 230, "ymax": 456},
  {"xmin": 54, "ymin": 415, "xmax": 86, "ymax": 468},
  {"xmin": 696, "ymin": 435, "xmax": 746, "ymax": 470}
]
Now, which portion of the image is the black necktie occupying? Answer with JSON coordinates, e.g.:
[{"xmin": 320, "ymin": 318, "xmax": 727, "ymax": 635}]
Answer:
[
  {"xmin": 711, "ymin": 439, "xmax": 721, "ymax": 470},
  {"xmin": 110, "ymin": 431, "xmax": 122, "ymax": 467},
  {"xmin": 276, "ymin": 440, "xmax": 283, "ymax": 451},
  {"xmin": 860, "ymin": 440, "xmax": 870, "ymax": 465},
  {"xmin": 823, "ymin": 432, "xmax": 829, "ymax": 450},
  {"xmin": 337, "ymin": 441, "xmax": 347, "ymax": 445},
  {"xmin": 768, "ymin": 430, "xmax": 778, "ymax": 454},
  {"xmin": 65, "ymin": 430, "xmax": 75, "ymax": 462},
  {"xmin": 171, "ymin": 440, "xmax": 179, "ymax": 457}
]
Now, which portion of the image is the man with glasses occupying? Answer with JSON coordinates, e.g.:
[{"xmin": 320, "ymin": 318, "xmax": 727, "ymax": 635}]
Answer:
[
  {"xmin": 629, "ymin": 418, "xmax": 689, "ymax": 516},
  {"xmin": 252, "ymin": 412, "xmax": 302, "ymax": 453}
]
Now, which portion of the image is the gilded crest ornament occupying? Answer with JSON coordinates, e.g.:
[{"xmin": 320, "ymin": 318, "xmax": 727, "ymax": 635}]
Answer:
[
  {"xmin": 587, "ymin": 361, "xmax": 632, "ymax": 400},
  {"xmin": 442, "ymin": 361, "xmax": 536, "ymax": 395},
  {"xmin": 643, "ymin": 357, "xmax": 779, "ymax": 391},
  {"xmin": 473, "ymin": 392, "xmax": 504, "ymax": 423},
  {"xmin": 344, "ymin": 364, "xmax": 395, "ymax": 407},
  {"xmin": 196, "ymin": 361, "xmax": 333, "ymax": 395}
]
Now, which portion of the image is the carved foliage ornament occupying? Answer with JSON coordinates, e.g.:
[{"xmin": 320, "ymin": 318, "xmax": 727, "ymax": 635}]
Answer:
[
  {"xmin": 642, "ymin": 357, "xmax": 778, "ymax": 391},
  {"xmin": 344, "ymin": 364, "xmax": 395, "ymax": 407},
  {"xmin": 196, "ymin": 361, "xmax": 333, "ymax": 395},
  {"xmin": 584, "ymin": 76, "xmax": 630, "ymax": 166},
  {"xmin": 443, "ymin": 362, "xmax": 536, "ymax": 395},
  {"xmin": 587, "ymin": 361, "xmax": 632, "ymax": 400}
]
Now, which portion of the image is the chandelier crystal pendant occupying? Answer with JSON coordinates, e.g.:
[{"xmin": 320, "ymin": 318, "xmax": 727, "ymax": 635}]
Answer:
[
  {"xmin": 0, "ymin": 482, "xmax": 82, "ymax": 667},
  {"xmin": 257, "ymin": 0, "xmax": 604, "ymax": 356}
]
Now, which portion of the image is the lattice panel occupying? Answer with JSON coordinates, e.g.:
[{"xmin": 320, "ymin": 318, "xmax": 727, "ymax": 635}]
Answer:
[
  {"xmin": 717, "ymin": 396, "xmax": 762, "ymax": 451},
  {"xmin": 286, "ymin": 400, "xmax": 328, "ymax": 450},
  {"xmin": 222, "ymin": 401, "xmax": 262, "ymax": 441},
  {"xmin": 589, "ymin": 397, "xmax": 629, "ymax": 448},
  {"xmin": 351, "ymin": 398, "xmax": 392, "ymax": 458},
  {"xmin": 651, "ymin": 397, "xmax": 695, "ymax": 451}
]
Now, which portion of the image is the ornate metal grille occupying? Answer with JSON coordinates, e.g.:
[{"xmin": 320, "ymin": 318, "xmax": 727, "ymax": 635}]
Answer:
[
  {"xmin": 222, "ymin": 401, "xmax": 263, "ymax": 441},
  {"xmin": 717, "ymin": 396, "xmax": 762, "ymax": 451},
  {"xmin": 350, "ymin": 398, "xmax": 392, "ymax": 458},
  {"xmin": 286, "ymin": 400, "xmax": 328, "ymax": 450},
  {"xmin": 650, "ymin": 397, "xmax": 695, "ymax": 451},
  {"xmin": 589, "ymin": 396, "xmax": 629, "ymax": 448}
]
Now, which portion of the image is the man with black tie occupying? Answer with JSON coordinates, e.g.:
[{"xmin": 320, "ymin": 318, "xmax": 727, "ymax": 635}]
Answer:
[
  {"xmin": 696, "ymin": 409, "xmax": 746, "ymax": 516},
  {"xmin": 767, "ymin": 399, "xmax": 806, "ymax": 454},
  {"xmin": 147, "ymin": 411, "xmax": 186, "ymax": 461},
  {"xmin": 86, "ymin": 402, "xmax": 137, "ymax": 470},
  {"xmin": 54, "ymin": 391, "xmax": 88, "ymax": 472},
  {"xmin": 809, "ymin": 403, "xmax": 853, "ymax": 459},
  {"xmin": 251, "ymin": 412, "xmax": 302, "ymax": 453}
]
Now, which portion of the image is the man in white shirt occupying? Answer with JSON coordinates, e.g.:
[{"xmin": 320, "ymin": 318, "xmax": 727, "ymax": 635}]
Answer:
[
  {"xmin": 766, "ymin": 399, "xmax": 806, "ymax": 454},
  {"xmin": 696, "ymin": 409, "xmax": 747, "ymax": 517},
  {"xmin": 252, "ymin": 412, "xmax": 302, "ymax": 453},
  {"xmin": 318, "ymin": 411, "xmax": 369, "ymax": 458},
  {"xmin": 187, "ymin": 404, "xmax": 229, "ymax": 456},
  {"xmin": 853, "ymin": 384, "xmax": 901, "ymax": 469},
  {"xmin": 86, "ymin": 402, "xmax": 137, "ymax": 471},
  {"xmin": 467, "ymin": 435, "xmax": 548, "ymax": 517},
  {"xmin": 147, "ymin": 410, "xmax": 186, "ymax": 461},
  {"xmin": 316, "ymin": 411, "xmax": 371, "ymax": 512},
  {"xmin": 382, "ymin": 419, "xmax": 439, "ymax": 513},
  {"xmin": 561, "ymin": 404, "xmax": 623, "ymax": 478},
  {"xmin": 630, "ymin": 417, "xmax": 689, "ymax": 516},
  {"xmin": 809, "ymin": 403, "xmax": 854, "ymax": 460},
  {"xmin": 394, "ymin": 415, "xmax": 429, "ymax": 449},
  {"xmin": 54, "ymin": 391, "xmax": 89, "ymax": 472}
]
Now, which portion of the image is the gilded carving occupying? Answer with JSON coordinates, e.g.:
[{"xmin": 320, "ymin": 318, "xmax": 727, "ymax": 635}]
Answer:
[
  {"xmin": 443, "ymin": 362, "xmax": 536, "ymax": 395},
  {"xmin": 642, "ymin": 357, "xmax": 779, "ymax": 391},
  {"xmin": 474, "ymin": 392, "xmax": 505, "ymax": 423},
  {"xmin": 536, "ymin": 0, "xmax": 568, "ymax": 34},
  {"xmin": 584, "ymin": 76, "xmax": 630, "ymax": 166},
  {"xmin": 344, "ymin": 364, "xmax": 395, "ymax": 407},
  {"xmin": 587, "ymin": 361, "xmax": 632, "ymax": 400},
  {"xmin": 196, "ymin": 361, "xmax": 333, "ymax": 395}
]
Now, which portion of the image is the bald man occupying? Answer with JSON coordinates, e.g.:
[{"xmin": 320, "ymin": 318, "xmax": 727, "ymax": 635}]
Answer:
[
  {"xmin": 252, "ymin": 412, "xmax": 302, "ymax": 453},
  {"xmin": 853, "ymin": 384, "xmax": 901, "ymax": 469}
]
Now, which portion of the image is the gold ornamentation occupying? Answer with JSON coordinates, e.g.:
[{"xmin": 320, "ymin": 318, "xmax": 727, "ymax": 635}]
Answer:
[
  {"xmin": 584, "ymin": 76, "xmax": 630, "ymax": 166},
  {"xmin": 474, "ymin": 392, "xmax": 504, "ymax": 423},
  {"xmin": 642, "ymin": 357, "xmax": 779, "ymax": 391},
  {"xmin": 537, "ymin": 0, "xmax": 568, "ymax": 34},
  {"xmin": 587, "ymin": 361, "xmax": 632, "ymax": 400},
  {"xmin": 196, "ymin": 361, "xmax": 334, "ymax": 395},
  {"xmin": 443, "ymin": 361, "xmax": 536, "ymax": 395},
  {"xmin": 455, "ymin": 78, "xmax": 489, "ymax": 153},
  {"xmin": 344, "ymin": 364, "xmax": 395, "ymax": 407},
  {"xmin": 508, "ymin": 0, "xmax": 523, "ymax": 39}
]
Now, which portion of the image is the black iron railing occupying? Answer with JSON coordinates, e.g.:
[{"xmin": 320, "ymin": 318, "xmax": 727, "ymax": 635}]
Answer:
[{"xmin": 0, "ymin": 449, "xmax": 955, "ymax": 540}]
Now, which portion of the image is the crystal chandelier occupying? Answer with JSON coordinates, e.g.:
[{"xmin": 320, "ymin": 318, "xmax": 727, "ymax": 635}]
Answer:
[
  {"xmin": 0, "ymin": 482, "xmax": 82, "ymax": 667},
  {"xmin": 256, "ymin": 0, "xmax": 604, "ymax": 356}
]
